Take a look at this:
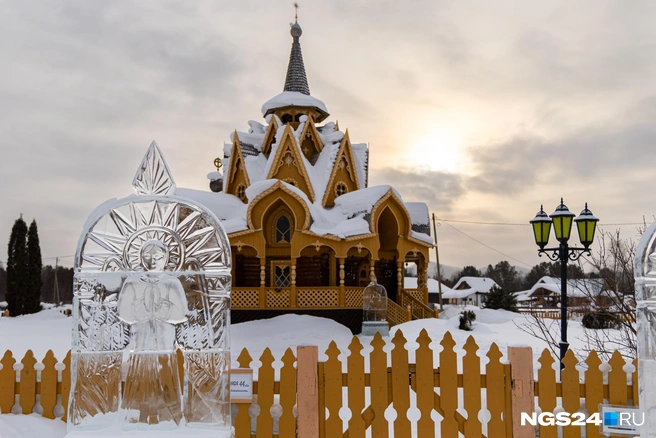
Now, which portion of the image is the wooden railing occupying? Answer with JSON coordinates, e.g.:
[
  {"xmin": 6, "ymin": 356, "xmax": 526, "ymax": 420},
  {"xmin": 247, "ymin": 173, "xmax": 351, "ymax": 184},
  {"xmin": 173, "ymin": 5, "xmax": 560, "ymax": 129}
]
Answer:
[
  {"xmin": 399, "ymin": 289, "xmax": 436, "ymax": 320},
  {"xmin": 386, "ymin": 298, "xmax": 408, "ymax": 327},
  {"xmin": 232, "ymin": 287, "xmax": 364, "ymax": 310}
]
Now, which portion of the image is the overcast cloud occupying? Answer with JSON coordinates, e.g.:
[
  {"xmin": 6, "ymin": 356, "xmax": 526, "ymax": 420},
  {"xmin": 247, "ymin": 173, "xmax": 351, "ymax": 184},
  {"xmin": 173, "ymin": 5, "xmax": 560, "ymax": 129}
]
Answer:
[{"xmin": 1, "ymin": 0, "xmax": 656, "ymax": 270}]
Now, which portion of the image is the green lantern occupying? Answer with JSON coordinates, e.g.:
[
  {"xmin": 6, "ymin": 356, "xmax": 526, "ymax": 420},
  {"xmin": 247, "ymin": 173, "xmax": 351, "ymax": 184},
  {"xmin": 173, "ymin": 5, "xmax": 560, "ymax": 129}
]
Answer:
[
  {"xmin": 549, "ymin": 199, "xmax": 575, "ymax": 243},
  {"xmin": 574, "ymin": 203, "xmax": 599, "ymax": 248},
  {"xmin": 530, "ymin": 205, "xmax": 552, "ymax": 249}
]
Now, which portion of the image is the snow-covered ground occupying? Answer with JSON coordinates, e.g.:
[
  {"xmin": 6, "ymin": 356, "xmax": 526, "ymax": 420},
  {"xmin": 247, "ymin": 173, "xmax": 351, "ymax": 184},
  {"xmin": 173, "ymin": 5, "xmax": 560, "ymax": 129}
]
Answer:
[{"xmin": 0, "ymin": 305, "xmax": 630, "ymax": 437}]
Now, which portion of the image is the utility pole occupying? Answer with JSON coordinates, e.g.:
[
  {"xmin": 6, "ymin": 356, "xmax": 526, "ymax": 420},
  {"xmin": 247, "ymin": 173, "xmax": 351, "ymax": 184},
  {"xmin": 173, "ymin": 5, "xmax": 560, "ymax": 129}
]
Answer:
[
  {"xmin": 53, "ymin": 257, "xmax": 60, "ymax": 306},
  {"xmin": 432, "ymin": 214, "xmax": 444, "ymax": 312}
]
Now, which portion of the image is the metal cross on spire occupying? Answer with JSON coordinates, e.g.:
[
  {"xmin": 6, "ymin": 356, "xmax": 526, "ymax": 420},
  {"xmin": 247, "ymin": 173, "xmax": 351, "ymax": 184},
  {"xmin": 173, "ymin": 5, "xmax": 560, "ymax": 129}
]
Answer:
[{"xmin": 294, "ymin": 2, "xmax": 299, "ymax": 22}]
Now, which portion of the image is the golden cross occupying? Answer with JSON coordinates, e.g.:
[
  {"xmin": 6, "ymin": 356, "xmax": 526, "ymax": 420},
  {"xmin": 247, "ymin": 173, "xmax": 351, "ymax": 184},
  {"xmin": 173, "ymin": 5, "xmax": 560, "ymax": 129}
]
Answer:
[{"xmin": 294, "ymin": 2, "xmax": 299, "ymax": 22}]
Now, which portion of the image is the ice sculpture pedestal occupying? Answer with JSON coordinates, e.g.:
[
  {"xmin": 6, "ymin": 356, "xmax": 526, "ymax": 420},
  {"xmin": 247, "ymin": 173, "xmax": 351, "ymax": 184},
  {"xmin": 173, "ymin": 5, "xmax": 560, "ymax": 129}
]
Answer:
[
  {"xmin": 67, "ymin": 143, "xmax": 233, "ymax": 437},
  {"xmin": 361, "ymin": 279, "xmax": 389, "ymax": 336},
  {"xmin": 361, "ymin": 321, "xmax": 389, "ymax": 336}
]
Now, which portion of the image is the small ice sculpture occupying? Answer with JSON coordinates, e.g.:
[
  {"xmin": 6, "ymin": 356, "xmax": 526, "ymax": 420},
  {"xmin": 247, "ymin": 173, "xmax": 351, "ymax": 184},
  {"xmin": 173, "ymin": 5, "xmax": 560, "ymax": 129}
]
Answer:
[
  {"xmin": 361, "ymin": 279, "xmax": 389, "ymax": 336},
  {"xmin": 635, "ymin": 221, "xmax": 656, "ymax": 437},
  {"xmin": 68, "ymin": 142, "xmax": 233, "ymax": 437}
]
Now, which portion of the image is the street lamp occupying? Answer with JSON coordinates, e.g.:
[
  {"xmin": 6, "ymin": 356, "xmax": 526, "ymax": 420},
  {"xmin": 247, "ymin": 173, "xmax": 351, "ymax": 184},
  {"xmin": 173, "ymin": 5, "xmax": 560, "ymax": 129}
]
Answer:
[{"xmin": 530, "ymin": 199, "xmax": 599, "ymax": 369}]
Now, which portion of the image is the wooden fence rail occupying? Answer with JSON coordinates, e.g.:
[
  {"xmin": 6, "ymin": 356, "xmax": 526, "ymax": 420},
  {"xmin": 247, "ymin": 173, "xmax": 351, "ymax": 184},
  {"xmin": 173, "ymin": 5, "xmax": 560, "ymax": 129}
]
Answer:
[{"xmin": 0, "ymin": 331, "xmax": 639, "ymax": 438}]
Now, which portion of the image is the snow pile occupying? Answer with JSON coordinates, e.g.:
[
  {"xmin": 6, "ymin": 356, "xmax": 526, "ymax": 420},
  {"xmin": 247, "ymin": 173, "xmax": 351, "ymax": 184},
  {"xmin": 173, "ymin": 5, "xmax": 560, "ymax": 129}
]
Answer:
[{"xmin": 0, "ymin": 414, "xmax": 66, "ymax": 438}]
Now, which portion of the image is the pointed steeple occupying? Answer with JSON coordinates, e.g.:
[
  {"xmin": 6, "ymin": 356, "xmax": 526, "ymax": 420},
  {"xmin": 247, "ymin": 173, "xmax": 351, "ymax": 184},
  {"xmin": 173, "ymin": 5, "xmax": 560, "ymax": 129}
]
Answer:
[{"xmin": 284, "ymin": 12, "xmax": 310, "ymax": 95}]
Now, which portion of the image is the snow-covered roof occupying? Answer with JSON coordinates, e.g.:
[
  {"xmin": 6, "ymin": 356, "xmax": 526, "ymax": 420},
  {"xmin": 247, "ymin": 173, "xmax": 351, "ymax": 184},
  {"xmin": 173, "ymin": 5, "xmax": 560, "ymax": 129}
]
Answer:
[
  {"xmin": 405, "ymin": 202, "xmax": 431, "ymax": 236},
  {"xmin": 261, "ymin": 91, "xmax": 328, "ymax": 116},
  {"xmin": 527, "ymin": 276, "xmax": 605, "ymax": 298},
  {"xmin": 452, "ymin": 277, "xmax": 499, "ymax": 294},
  {"xmin": 404, "ymin": 277, "xmax": 452, "ymax": 295}
]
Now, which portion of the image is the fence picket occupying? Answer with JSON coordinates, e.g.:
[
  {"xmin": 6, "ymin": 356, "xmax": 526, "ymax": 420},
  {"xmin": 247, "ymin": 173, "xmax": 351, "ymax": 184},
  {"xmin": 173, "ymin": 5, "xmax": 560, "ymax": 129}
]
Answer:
[
  {"xmin": 439, "ymin": 332, "xmax": 458, "ymax": 438},
  {"xmin": 61, "ymin": 351, "xmax": 70, "ymax": 421},
  {"xmin": 0, "ymin": 351, "xmax": 16, "ymax": 415},
  {"xmin": 608, "ymin": 351, "xmax": 628, "ymax": 438},
  {"xmin": 347, "ymin": 336, "xmax": 366, "ymax": 437},
  {"xmin": 485, "ymin": 343, "xmax": 505, "ymax": 438},
  {"xmin": 256, "ymin": 348, "xmax": 275, "ymax": 438},
  {"xmin": 584, "ymin": 351, "xmax": 603, "ymax": 438},
  {"xmin": 537, "ymin": 349, "xmax": 557, "ymax": 438},
  {"xmin": 463, "ymin": 336, "xmax": 482, "ymax": 438},
  {"xmin": 40, "ymin": 350, "xmax": 58, "ymax": 419},
  {"xmin": 369, "ymin": 333, "xmax": 390, "ymax": 438},
  {"xmin": 415, "ymin": 329, "xmax": 435, "ymax": 438},
  {"xmin": 391, "ymin": 330, "xmax": 411, "ymax": 438},
  {"xmin": 279, "ymin": 348, "xmax": 297, "ymax": 437},
  {"xmin": 323, "ymin": 341, "xmax": 342, "ymax": 438},
  {"xmin": 561, "ymin": 350, "xmax": 581, "ymax": 438},
  {"xmin": 19, "ymin": 350, "xmax": 37, "ymax": 415},
  {"xmin": 234, "ymin": 348, "xmax": 253, "ymax": 438}
]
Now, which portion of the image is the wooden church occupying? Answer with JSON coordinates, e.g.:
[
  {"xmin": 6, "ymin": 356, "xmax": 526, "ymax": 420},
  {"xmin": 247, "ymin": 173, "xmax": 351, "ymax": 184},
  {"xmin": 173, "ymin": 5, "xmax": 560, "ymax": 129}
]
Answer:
[{"xmin": 188, "ymin": 18, "xmax": 436, "ymax": 331}]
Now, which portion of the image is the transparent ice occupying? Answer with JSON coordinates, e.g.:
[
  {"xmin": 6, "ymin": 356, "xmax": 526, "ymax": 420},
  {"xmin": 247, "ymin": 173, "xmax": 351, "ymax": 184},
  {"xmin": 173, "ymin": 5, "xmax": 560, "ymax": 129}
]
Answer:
[
  {"xmin": 634, "ymin": 221, "xmax": 656, "ymax": 437},
  {"xmin": 362, "ymin": 279, "xmax": 387, "ymax": 322},
  {"xmin": 68, "ymin": 142, "xmax": 233, "ymax": 436}
]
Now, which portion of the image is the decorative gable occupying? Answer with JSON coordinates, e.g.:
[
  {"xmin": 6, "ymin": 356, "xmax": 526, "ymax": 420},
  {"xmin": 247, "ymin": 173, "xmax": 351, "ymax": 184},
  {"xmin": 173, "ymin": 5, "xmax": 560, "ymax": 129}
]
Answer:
[
  {"xmin": 322, "ymin": 129, "xmax": 361, "ymax": 207},
  {"xmin": 224, "ymin": 131, "xmax": 251, "ymax": 203},
  {"xmin": 261, "ymin": 117, "xmax": 279, "ymax": 157},
  {"xmin": 298, "ymin": 118, "xmax": 323, "ymax": 164},
  {"xmin": 266, "ymin": 125, "xmax": 316, "ymax": 203}
]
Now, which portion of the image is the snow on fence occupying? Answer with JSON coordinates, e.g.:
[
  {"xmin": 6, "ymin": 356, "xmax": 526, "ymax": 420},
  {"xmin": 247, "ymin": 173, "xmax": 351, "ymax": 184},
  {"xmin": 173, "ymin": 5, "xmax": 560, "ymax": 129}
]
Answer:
[{"xmin": 0, "ymin": 330, "xmax": 638, "ymax": 438}]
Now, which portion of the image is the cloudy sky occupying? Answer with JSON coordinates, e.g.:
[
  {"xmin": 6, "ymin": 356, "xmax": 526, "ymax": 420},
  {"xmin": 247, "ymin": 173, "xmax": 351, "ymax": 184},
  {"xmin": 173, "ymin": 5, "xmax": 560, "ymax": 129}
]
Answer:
[{"xmin": 1, "ymin": 0, "xmax": 655, "ymax": 272}]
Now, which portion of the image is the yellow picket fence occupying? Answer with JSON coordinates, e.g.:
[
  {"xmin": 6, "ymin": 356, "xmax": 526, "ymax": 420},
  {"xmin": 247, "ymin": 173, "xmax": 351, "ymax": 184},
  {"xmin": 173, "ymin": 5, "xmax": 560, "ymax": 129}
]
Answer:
[{"xmin": 0, "ymin": 330, "xmax": 639, "ymax": 438}]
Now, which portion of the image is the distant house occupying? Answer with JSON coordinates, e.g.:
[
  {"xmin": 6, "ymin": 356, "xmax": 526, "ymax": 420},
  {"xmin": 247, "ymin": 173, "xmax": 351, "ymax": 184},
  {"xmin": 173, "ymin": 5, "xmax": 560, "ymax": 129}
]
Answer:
[
  {"xmin": 443, "ymin": 277, "xmax": 499, "ymax": 307},
  {"xmin": 404, "ymin": 277, "xmax": 452, "ymax": 305},
  {"xmin": 516, "ymin": 276, "xmax": 611, "ymax": 309}
]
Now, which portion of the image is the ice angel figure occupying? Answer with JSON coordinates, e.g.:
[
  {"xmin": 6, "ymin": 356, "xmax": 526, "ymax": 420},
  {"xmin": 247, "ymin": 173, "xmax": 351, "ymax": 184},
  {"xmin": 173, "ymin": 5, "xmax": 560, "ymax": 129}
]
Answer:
[{"xmin": 68, "ymin": 143, "xmax": 233, "ymax": 437}]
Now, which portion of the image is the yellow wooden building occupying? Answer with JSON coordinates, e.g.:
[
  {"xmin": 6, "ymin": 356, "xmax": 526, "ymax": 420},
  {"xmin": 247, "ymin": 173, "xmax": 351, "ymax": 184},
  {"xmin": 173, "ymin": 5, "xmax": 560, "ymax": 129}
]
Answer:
[{"xmin": 190, "ymin": 19, "xmax": 435, "ymax": 331}]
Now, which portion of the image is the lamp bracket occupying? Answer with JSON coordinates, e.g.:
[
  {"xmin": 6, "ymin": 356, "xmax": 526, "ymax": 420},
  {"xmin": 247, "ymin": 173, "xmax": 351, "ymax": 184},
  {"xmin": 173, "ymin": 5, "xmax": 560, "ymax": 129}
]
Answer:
[
  {"xmin": 537, "ymin": 248, "xmax": 560, "ymax": 262},
  {"xmin": 537, "ymin": 246, "xmax": 591, "ymax": 262}
]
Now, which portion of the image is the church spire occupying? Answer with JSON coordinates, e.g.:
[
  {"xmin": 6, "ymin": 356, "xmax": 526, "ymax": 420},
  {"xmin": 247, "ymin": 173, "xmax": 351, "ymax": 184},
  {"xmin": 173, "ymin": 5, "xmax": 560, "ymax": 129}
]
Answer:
[{"xmin": 284, "ymin": 5, "xmax": 310, "ymax": 96}]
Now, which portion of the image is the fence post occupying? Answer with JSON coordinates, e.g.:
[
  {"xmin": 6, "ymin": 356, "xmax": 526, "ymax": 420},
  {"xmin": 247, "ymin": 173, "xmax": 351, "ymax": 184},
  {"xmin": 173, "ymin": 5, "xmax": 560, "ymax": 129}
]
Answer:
[
  {"xmin": 406, "ymin": 305, "xmax": 412, "ymax": 322},
  {"xmin": 297, "ymin": 345, "xmax": 319, "ymax": 438},
  {"xmin": 508, "ymin": 346, "xmax": 535, "ymax": 438}
]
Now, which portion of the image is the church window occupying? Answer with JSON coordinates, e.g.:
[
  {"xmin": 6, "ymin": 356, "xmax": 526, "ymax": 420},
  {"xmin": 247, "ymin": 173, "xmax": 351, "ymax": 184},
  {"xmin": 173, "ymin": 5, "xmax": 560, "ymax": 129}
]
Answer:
[
  {"xmin": 283, "ymin": 177, "xmax": 297, "ymax": 186},
  {"xmin": 335, "ymin": 181, "xmax": 348, "ymax": 197},
  {"xmin": 275, "ymin": 215, "xmax": 291, "ymax": 243},
  {"xmin": 236, "ymin": 184, "xmax": 247, "ymax": 201},
  {"xmin": 282, "ymin": 114, "xmax": 293, "ymax": 124}
]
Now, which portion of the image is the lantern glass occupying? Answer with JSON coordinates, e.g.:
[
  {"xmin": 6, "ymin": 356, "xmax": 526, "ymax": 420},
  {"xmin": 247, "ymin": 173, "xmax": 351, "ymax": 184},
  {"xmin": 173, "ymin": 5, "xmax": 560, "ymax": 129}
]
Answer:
[
  {"xmin": 574, "ymin": 203, "xmax": 599, "ymax": 248},
  {"xmin": 550, "ymin": 200, "xmax": 575, "ymax": 243},
  {"xmin": 530, "ymin": 206, "xmax": 552, "ymax": 249}
]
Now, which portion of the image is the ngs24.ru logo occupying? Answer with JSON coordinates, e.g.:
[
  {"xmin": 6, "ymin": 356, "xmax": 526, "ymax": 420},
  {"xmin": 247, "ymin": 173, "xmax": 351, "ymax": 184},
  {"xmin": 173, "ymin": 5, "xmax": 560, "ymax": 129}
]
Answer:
[{"xmin": 521, "ymin": 411, "xmax": 644, "ymax": 427}]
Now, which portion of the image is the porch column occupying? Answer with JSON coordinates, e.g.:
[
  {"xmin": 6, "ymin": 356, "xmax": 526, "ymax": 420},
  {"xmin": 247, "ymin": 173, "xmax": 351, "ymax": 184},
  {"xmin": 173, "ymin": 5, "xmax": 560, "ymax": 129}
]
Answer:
[
  {"xmin": 259, "ymin": 258, "xmax": 266, "ymax": 308},
  {"xmin": 369, "ymin": 262, "xmax": 376, "ymax": 282},
  {"xmin": 397, "ymin": 261, "xmax": 403, "ymax": 293},
  {"xmin": 338, "ymin": 257, "xmax": 345, "ymax": 306},
  {"xmin": 291, "ymin": 257, "xmax": 297, "ymax": 308},
  {"xmin": 329, "ymin": 252, "xmax": 336, "ymax": 287}
]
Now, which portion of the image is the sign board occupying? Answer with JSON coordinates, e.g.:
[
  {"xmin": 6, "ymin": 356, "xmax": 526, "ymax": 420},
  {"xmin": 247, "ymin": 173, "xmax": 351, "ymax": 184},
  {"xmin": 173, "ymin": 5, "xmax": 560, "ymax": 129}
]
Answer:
[
  {"xmin": 600, "ymin": 404, "xmax": 643, "ymax": 435},
  {"xmin": 230, "ymin": 368, "xmax": 253, "ymax": 403}
]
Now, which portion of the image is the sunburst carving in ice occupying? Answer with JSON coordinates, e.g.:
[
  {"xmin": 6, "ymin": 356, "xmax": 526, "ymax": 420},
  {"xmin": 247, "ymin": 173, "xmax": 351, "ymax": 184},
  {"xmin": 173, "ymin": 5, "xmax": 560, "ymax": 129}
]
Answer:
[{"xmin": 132, "ymin": 141, "xmax": 176, "ymax": 196}]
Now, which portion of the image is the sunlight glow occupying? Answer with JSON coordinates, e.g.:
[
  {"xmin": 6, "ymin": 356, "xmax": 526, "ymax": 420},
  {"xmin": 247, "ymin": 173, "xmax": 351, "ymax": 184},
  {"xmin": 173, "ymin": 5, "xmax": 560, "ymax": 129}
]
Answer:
[{"xmin": 411, "ymin": 126, "xmax": 465, "ymax": 173}]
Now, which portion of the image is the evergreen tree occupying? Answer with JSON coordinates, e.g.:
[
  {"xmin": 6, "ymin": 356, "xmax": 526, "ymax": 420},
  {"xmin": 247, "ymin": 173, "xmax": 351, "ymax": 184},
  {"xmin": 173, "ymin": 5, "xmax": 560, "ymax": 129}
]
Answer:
[
  {"xmin": 26, "ymin": 220, "xmax": 42, "ymax": 314},
  {"xmin": 483, "ymin": 285, "xmax": 518, "ymax": 312},
  {"xmin": 485, "ymin": 260, "xmax": 521, "ymax": 292},
  {"xmin": 6, "ymin": 216, "xmax": 28, "ymax": 315}
]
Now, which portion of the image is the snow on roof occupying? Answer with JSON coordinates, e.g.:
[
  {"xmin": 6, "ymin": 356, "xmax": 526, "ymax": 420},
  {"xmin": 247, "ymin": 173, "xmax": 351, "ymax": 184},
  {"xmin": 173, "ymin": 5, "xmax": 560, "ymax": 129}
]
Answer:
[
  {"xmin": 405, "ymin": 202, "xmax": 431, "ymax": 236},
  {"xmin": 351, "ymin": 143, "xmax": 368, "ymax": 190},
  {"xmin": 404, "ymin": 277, "xmax": 452, "ymax": 294},
  {"xmin": 175, "ymin": 188, "xmax": 248, "ymax": 234},
  {"xmin": 452, "ymin": 277, "xmax": 499, "ymax": 294},
  {"xmin": 261, "ymin": 91, "xmax": 328, "ymax": 115},
  {"xmin": 442, "ymin": 288, "xmax": 478, "ymax": 299},
  {"xmin": 528, "ymin": 276, "xmax": 605, "ymax": 298}
]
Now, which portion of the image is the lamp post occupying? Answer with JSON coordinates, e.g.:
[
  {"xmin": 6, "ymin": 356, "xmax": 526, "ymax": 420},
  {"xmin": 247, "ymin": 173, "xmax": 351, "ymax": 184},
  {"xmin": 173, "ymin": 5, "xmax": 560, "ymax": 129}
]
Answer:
[{"xmin": 530, "ymin": 199, "xmax": 599, "ymax": 369}]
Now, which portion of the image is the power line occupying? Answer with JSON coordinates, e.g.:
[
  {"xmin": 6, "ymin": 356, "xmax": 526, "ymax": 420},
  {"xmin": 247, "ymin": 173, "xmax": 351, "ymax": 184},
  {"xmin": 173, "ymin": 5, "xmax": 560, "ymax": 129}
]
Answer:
[
  {"xmin": 437, "ymin": 218, "xmax": 644, "ymax": 227},
  {"xmin": 440, "ymin": 220, "xmax": 533, "ymax": 268}
]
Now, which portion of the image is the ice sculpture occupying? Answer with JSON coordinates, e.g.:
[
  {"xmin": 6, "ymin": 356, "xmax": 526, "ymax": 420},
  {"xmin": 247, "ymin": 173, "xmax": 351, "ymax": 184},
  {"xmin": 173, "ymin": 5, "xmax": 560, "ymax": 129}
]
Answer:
[
  {"xmin": 361, "ymin": 279, "xmax": 389, "ymax": 336},
  {"xmin": 68, "ymin": 142, "xmax": 233, "ymax": 437},
  {"xmin": 635, "ymin": 221, "xmax": 656, "ymax": 437}
]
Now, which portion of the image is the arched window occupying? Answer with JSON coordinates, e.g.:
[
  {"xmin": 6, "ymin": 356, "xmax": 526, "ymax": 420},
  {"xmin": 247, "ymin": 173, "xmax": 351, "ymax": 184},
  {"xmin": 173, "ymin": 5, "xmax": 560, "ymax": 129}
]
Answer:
[
  {"xmin": 335, "ymin": 181, "xmax": 348, "ymax": 197},
  {"xmin": 283, "ymin": 177, "xmax": 297, "ymax": 187},
  {"xmin": 295, "ymin": 114, "xmax": 303, "ymax": 122},
  {"xmin": 281, "ymin": 114, "xmax": 293, "ymax": 124},
  {"xmin": 276, "ymin": 215, "xmax": 291, "ymax": 243}
]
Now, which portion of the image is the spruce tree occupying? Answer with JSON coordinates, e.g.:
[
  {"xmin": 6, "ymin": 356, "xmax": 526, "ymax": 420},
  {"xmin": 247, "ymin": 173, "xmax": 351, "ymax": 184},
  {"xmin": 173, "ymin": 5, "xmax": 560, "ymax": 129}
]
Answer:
[
  {"xmin": 7, "ymin": 216, "xmax": 28, "ymax": 316},
  {"xmin": 26, "ymin": 220, "xmax": 43, "ymax": 314},
  {"xmin": 483, "ymin": 285, "xmax": 518, "ymax": 312}
]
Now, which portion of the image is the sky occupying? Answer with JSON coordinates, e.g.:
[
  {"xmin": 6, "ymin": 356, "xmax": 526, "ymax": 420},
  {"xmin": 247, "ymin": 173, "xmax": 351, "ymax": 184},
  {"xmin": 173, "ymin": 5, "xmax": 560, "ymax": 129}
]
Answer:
[{"xmin": 1, "ymin": 0, "xmax": 655, "ymax": 272}]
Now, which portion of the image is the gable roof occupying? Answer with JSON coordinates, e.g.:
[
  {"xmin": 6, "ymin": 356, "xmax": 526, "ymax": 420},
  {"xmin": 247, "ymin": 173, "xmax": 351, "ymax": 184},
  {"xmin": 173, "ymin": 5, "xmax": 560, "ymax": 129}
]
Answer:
[{"xmin": 452, "ymin": 277, "xmax": 499, "ymax": 294}]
